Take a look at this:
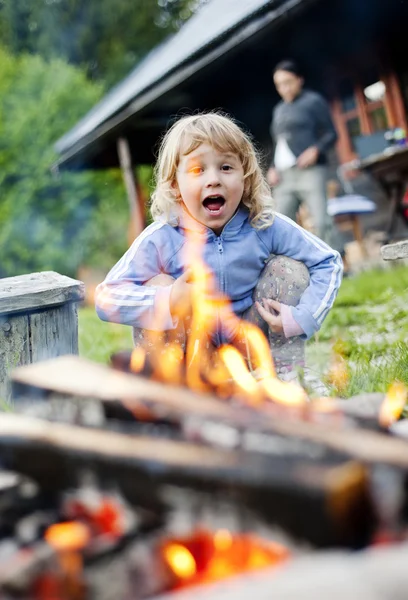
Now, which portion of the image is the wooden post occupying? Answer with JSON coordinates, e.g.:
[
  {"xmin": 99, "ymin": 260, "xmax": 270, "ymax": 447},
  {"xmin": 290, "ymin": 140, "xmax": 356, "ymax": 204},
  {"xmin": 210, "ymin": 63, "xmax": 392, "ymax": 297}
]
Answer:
[
  {"xmin": 117, "ymin": 137, "xmax": 145, "ymax": 245},
  {"xmin": 0, "ymin": 271, "xmax": 84, "ymax": 401}
]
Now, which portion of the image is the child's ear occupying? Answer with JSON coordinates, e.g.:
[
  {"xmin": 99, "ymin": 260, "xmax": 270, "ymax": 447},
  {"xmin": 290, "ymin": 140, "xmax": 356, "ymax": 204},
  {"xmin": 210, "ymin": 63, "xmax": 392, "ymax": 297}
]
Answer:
[{"xmin": 171, "ymin": 180, "xmax": 181, "ymax": 200}]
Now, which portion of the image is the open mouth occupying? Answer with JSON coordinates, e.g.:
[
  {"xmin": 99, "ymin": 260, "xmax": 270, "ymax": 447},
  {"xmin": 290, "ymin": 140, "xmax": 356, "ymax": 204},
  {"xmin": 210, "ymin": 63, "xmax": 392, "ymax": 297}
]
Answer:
[{"xmin": 202, "ymin": 195, "xmax": 226, "ymax": 214}]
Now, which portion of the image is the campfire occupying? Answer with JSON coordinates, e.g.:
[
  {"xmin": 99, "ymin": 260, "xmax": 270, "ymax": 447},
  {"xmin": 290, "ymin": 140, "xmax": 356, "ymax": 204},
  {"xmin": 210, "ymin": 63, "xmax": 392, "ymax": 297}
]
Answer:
[
  {"xmin": 4, "ymin": 239, "xmax": 408, "ymax": 598},
  {"xmin": 104, "ymin": 234, "xmax": 309, "ymax": 409}
]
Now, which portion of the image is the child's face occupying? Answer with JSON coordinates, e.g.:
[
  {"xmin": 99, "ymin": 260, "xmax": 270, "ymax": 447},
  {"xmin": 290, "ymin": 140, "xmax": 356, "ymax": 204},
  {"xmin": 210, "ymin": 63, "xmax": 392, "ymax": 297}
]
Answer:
[{"xmin": 175, "ymin": 143, "xmax": 244, "ymax": 235}]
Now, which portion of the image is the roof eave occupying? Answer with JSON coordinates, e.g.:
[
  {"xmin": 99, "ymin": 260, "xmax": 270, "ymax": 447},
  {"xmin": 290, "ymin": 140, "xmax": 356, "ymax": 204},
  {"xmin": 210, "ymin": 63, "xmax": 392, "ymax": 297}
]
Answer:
[{"xmin": 54, "ymin": 0, "xmax": 312, "ymax": 170}]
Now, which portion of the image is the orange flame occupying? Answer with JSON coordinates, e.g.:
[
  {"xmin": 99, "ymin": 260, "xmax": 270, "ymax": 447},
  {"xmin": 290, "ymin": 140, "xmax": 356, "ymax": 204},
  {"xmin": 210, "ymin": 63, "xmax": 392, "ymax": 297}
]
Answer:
[
  {"xmin": 130, "ymin": 347, "xmax": 146, "ymax": 373},
  {"xmin": 327, "ymin": 354, "xmax": 349, "ymax": 394},
  {"xmin": 379, "ymin": 381, "xmax": 407, "ymax": 427},
  {"xmin": 160, "ymin": 528, "xmax": 289, "ymax": 589},
  {"xmin": 219, "ymin": 345, "xmax": 262, "ymax": 404},
  {"xmin": 128, "ymin": 229, "xmax": 309, "ymax": 410}
]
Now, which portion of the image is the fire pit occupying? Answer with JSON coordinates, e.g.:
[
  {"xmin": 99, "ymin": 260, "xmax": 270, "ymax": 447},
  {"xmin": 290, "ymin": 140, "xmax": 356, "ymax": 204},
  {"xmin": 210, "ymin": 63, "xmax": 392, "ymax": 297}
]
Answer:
[{"xmin": 1, "ymin": 347, "xmax": 408, "ymax": 599}]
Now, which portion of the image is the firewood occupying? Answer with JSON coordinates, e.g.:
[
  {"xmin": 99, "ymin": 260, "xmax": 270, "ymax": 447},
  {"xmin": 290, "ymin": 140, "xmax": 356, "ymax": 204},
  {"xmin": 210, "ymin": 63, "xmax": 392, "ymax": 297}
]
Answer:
[
  {"xmin": 11, "ymin": 356, "xmax": 408, "ymax": 471},
  {"xmin": 12, "ymin": 355, "xmax": 236, "ymax": 423},
  {"xmin": 0, "ymin": 413, "xmax": 376, "ymax": 548}
]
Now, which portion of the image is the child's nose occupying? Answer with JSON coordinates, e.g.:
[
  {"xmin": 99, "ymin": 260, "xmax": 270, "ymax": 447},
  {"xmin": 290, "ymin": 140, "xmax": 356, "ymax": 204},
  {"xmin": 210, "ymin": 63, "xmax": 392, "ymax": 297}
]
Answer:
[{"xmin": 205, "ymin": 168, "xmax": 221, "ymax": 187}]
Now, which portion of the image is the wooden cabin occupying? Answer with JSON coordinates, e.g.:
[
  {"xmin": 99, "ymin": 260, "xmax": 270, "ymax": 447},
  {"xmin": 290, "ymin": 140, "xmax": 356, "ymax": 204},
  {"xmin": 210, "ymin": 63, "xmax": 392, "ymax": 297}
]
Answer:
[{"xmin": 54, "ymin": 0, "xmax": 408, "ymax": 243}]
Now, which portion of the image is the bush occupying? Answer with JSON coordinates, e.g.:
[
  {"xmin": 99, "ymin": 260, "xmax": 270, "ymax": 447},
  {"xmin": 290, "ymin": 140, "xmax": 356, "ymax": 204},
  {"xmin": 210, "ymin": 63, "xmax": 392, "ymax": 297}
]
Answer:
[{"xmin": 0, "ymin": 47, "xmax": 129, "ymax": 278}]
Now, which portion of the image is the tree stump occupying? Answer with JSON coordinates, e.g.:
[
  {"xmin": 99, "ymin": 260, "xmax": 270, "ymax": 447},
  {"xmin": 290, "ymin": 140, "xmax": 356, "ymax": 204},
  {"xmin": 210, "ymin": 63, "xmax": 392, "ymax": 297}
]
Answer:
[{"xmin": 0, "ymin": 271, "xmax": 84, "ymax": 401}]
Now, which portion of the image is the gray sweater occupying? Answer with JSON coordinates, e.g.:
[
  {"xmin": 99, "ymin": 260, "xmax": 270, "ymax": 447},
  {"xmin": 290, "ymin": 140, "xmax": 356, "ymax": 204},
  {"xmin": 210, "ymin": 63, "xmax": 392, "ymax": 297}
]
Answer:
[{"xmin": 270, "ymin": 89, "xmax": 337, "ymax": 166}]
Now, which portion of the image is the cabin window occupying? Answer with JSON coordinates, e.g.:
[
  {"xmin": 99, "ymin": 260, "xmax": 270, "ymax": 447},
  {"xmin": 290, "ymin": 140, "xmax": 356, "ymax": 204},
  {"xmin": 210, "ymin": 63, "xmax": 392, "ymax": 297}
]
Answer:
[{"xmin": 331, "ymin": 67, "xmax": 407, "ymax": 164}]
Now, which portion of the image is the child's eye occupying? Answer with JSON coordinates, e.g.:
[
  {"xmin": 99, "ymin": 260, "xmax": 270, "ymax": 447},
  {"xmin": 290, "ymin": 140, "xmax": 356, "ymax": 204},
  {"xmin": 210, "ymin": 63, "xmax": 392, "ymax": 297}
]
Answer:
[
  {"xmin": 221, "ymin": 164, "xmax": 233, "ymax": 171},
  {"xmin": 189, "ymin": 166, "xmax": 202, "ymax": 175}
]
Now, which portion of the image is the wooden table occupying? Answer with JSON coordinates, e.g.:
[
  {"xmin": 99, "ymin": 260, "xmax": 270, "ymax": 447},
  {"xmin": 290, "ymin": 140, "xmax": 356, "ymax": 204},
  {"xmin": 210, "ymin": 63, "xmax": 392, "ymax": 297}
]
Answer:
[{"xmin": 360, "ymin": 145, "xmax": 408, "ymax": 242}]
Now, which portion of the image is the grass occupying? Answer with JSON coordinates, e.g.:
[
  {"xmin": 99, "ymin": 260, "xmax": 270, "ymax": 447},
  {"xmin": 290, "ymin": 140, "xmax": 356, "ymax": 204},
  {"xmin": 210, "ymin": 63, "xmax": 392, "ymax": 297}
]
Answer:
[
  {"xmin": 78, "ymin": 307, "xmax": 133, "ymax": 364},
  {"xmin": 79, "ymin": 263, "xmax": 408, "ymax": 398},
  {"xmin": 307, "ymin": 263, "xmax": 408, "ymax": 397}
]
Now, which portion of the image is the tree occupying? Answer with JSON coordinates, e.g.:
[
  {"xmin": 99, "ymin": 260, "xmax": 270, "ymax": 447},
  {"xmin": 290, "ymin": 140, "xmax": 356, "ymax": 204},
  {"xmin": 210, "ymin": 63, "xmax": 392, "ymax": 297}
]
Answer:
[
  {"xmin": 0, "ymin": 46, "xmax": 129, "ymax": 277},
  {"xmin": 0, "ymin": 0, "xmax": 205, "ymax": 85}
]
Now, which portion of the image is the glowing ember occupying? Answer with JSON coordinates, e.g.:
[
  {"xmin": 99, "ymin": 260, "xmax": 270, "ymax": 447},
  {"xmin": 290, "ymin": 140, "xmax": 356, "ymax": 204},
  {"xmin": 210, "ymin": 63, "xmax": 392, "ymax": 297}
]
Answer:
[
  {"xmin": 379, "ymin": 381, "xmax": 407, "ymax": 427},
  {"xmin": 45, "ymin": 522, "xmax": 90, "ymax": 552},
  {"xmin": 213, "ymin": 529, "xmax": 233, "ymax": 551},
  {"xmin": 162, "ymin": 543, "xmax": 197, "ymax": 580},
  {"xmin": 160, "ymin": 528, "xmax": 290, "ymax": 589}
]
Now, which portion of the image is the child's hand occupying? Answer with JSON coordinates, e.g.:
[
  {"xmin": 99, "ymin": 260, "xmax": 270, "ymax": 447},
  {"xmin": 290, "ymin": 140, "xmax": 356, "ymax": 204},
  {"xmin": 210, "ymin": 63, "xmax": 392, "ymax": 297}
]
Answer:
[
  {"xmin": 170, "ymin": 269, "xmax": 193, "ymax": 318},
  {"xmin": 255, "ymin": 298, "xmax": 284, "ymax": 334}
]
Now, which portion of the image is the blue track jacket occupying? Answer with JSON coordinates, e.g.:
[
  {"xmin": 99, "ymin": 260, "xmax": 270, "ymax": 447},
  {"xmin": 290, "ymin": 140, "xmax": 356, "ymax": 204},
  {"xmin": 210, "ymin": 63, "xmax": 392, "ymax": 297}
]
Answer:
[{"xmin": 95, "ymin": 206, "xmax": 342, "ymax": 341}]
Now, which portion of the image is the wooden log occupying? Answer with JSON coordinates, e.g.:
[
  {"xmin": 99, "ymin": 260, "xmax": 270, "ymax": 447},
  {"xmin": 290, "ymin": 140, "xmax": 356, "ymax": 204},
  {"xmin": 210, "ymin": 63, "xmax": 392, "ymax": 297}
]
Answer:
[
  {"xmin": 0, "ymin": 272, "xmax": 84, "ymax": 401},
  {"xmin": 11, "ymin": 355, "xmax": 408, "ymax": 472},
  {"xmin": 0, "ymin": 413, "xmax": 376, "ymax": 548},
  {"xmin": 11, "ymin": 355, "xmax": 237, "ymax": 422},
  {"xmin": 336, "ymin": 393, "xmax": 385, "ymax": 420}
]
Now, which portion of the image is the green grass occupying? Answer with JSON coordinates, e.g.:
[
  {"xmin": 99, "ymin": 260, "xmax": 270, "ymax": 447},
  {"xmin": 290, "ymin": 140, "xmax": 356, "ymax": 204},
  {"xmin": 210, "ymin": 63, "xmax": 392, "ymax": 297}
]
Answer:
[
  {"xmin": 307, "ymin": 263, "xmax": 408, "ymax": 397},
  {"xmin": 79, "ymin": 263, "xmax": 408, "ymax": 398},
  {"xmin": 331, "ymin": 265, "xmax": 408, "ymax": 307},
  {"xmin": 78, "ymin": 307, "xmax": 133, "ymax": 364}
]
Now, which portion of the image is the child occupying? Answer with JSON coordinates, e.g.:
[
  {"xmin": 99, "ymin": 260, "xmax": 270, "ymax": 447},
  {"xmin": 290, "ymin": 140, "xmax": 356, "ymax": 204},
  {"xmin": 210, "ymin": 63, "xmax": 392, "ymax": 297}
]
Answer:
[{"xmin": 95, "ymin": 112, "xmax": 343, "ymax": 379}]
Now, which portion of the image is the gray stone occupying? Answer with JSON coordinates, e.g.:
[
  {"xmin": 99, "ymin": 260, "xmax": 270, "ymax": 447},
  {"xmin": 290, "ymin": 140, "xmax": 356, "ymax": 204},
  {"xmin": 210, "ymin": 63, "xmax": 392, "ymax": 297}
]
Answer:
[
  {"xmin": 335, "ymin": 392, "xmax": 385, "ymax": 419},
  {"xmin": 381, "ymin": 240, "xmax": 408, "ymax": 260}
]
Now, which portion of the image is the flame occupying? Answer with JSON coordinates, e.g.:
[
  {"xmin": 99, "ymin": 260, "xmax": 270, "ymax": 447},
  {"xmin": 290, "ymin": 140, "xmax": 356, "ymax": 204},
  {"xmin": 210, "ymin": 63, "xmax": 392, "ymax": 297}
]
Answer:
[
  {"xmin": 219, "ymin": 345, "xmax": 262, "ymax": 404},
  {"xmin": 130, "ymin": 347, "xmax": 146, "ymax": 373},
  {"xmin": 327, "ymin": 354, "xmax": 349, "ymax": 394},
  {"xmin": 213, "ymin": 528, "xmax": 233, "ymax": 551},
  {"xmin": 160, "ymin": 528, "xmax": 289, "ymax": 589},
  {"xmin": 127, "ymin": 228, "xmax": 310, "ymax": 410},
  {"xmin": 379, "ymin": 381, "xmax": 407, "ymax": 427},
  {"xmin": 44, "ymin": 522, "xmax": 90, "ymax": 552},
  {"xmin": 239, "ymin": 322, "xmax": 277, "ymax": 377},
  {"xmin": 163, "ymin": 543, "xmax": 197, "ymax": 579}
]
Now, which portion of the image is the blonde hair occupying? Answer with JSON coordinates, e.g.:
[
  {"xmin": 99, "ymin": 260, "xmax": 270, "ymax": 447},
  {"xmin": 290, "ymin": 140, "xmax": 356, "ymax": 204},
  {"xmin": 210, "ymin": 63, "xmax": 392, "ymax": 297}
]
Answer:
[{"xmin": 150, "ymin": 112, "xmax": 274, "ymax": 228}]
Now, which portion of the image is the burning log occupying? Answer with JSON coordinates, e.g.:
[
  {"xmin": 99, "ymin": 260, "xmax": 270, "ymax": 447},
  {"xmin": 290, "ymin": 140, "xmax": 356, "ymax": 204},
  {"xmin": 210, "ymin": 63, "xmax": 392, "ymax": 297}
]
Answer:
[
  {"xmin": 12, "ymin": 356, "xmax": 408, "ymax": 548},
  {"xmin": 11, "ymin": 355, "xmax": 237, "ymax": 424},
  {"xmin": 11, "ymin": 356, "xmax": 408, "ymax": 471},
  {"xmin": 0, "ymin": 413, "xmax": 376, "ymax": 549}
]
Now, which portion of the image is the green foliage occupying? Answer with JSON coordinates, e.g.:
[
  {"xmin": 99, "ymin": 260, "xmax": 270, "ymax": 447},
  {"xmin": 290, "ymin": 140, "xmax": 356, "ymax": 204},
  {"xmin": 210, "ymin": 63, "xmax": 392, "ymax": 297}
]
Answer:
[
  {"xmin": 0, "ymin": 46, "xmax": 129, "ymax": 277},
  {"xmin": 0, "ymin": 0, "xmax": 205, "ymax": 85}
]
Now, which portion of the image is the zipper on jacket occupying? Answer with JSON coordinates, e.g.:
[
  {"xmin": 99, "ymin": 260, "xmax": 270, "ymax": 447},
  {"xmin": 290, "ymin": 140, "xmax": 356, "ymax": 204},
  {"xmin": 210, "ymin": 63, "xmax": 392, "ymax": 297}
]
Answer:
[
  {"xmin": 215, "ymin": 237, "xmax": 224, "ymax": 291},
  {"xmin": 215, "ymin": 236, "xmax": 224, "ymax": 346}
]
